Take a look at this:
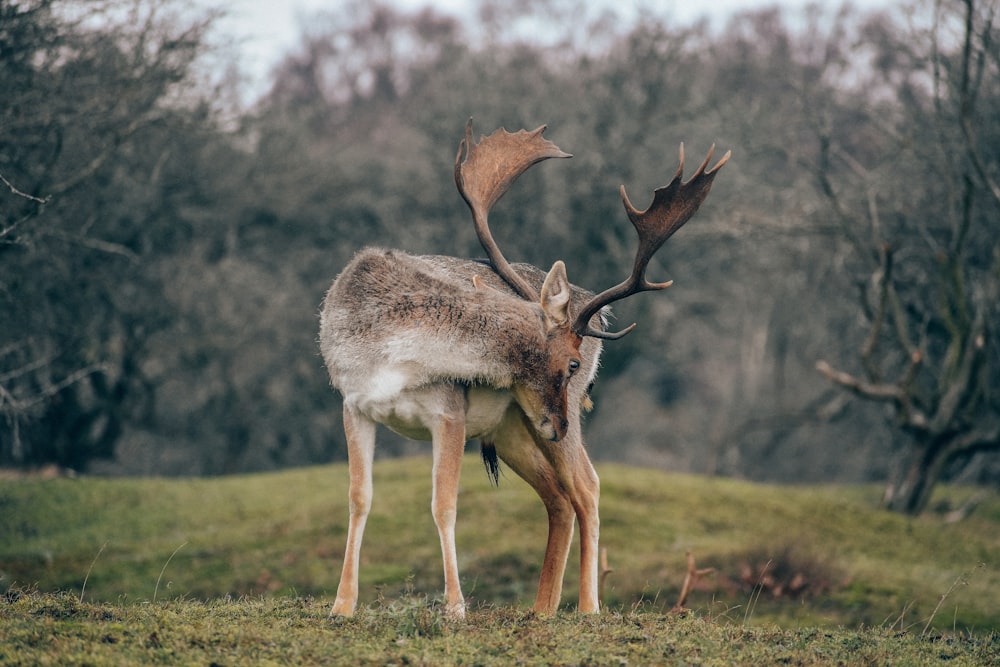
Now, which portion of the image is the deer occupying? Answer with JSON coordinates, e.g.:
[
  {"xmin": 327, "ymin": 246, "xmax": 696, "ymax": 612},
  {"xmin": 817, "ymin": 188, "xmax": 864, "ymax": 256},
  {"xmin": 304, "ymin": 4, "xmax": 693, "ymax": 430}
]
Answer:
[{"xmin": 319, "ymin": 119, "xmax": 728, "ymax": 619}]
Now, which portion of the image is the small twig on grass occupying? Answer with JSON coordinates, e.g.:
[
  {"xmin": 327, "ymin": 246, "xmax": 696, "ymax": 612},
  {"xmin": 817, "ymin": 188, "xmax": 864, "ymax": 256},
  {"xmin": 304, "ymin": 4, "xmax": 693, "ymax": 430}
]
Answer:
[
  {"xmin": 672, "ymin": 551, "xmax": 714, "ymax": 615},
  {"xmin": 598, "ymin": 547, "xmax": 614, "ymax": 607},
  {"xmin": 80, "ymin": 541, "xmax": 108, "ymax": 603},
  {"xmin": 153, "ymin": 542, "xmax": 187, "ymax": 603}
]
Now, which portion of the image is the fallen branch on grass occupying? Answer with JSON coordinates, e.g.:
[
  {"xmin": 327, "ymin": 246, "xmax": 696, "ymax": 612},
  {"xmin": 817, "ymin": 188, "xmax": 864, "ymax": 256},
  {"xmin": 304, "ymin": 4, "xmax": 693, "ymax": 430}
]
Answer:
[
  {"xmin": 672, "ymin": 551, "xmax": 714, "ymax": 614},
  {"xmin": 598, "ymin": 547, "xmax": 614, "ymax": 607}
]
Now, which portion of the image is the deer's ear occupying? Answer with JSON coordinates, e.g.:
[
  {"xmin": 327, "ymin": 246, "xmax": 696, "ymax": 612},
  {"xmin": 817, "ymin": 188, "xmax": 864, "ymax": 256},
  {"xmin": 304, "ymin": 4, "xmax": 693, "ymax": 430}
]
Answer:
[{"xmin": 540, "ymin": 261, "xmax": 572, "ymax": 330}]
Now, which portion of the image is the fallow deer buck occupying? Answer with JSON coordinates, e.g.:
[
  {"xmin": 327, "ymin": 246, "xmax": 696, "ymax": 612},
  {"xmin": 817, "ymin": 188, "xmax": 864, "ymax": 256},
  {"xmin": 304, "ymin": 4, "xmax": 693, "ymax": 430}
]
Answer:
[{"xmin": 319, "ymin": 120, "xmax": 728, "ymax": 619}]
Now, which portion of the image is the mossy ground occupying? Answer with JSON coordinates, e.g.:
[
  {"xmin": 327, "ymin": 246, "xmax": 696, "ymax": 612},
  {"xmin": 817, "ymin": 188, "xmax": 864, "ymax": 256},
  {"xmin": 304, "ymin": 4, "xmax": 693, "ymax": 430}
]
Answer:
[{"xmin": 2, "ymin": 456, "xmax": 998, "ymax": 664}]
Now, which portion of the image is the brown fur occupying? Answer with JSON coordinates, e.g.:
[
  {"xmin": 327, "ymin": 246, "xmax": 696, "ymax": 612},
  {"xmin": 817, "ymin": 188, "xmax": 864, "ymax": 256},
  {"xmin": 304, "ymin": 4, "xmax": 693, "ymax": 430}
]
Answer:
[{"xmin": 320, "ymin": 247, "xmax": 605, "ymax": 618}]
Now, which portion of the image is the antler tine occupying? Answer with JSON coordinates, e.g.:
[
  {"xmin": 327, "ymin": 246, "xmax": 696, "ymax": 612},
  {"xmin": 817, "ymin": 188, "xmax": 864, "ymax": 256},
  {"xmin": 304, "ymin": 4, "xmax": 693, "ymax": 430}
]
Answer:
[
  {"xmin": 455, "ymin": 118, "xmax": 571, "ymax": 300},
  {"xmin": 573, "ymin": 144, "xmax": 731, "ymax": 339}
]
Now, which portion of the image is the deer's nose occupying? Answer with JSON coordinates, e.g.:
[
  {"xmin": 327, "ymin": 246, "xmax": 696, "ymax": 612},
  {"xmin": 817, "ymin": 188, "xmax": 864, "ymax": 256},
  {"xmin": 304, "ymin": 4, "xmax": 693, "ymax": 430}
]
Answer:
[{"xmin": 549, "ymin": 415, "xmax": 569, "ymax": 442}]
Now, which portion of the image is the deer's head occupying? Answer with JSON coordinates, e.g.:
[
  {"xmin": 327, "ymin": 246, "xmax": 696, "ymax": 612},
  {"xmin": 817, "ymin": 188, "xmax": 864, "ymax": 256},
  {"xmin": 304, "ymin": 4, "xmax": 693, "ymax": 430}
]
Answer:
[
  {"xmin": 515, "ymin": 260, "xmax": 584, "ymax": 441},
  {"xmin": 456, "ymin": 120, "xmax": 728, "ymax": 442}
]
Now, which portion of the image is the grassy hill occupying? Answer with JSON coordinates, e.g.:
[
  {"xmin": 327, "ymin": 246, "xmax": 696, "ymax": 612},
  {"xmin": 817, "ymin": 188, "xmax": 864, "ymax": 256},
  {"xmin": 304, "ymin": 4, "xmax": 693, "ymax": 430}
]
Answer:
[
  {"xmin": 2, "ymin": 457, "xmax": 998, "ymax": 664},
  {"xmin": 3, "ymin": 456, "xmax": 998, "ymax": 627}
]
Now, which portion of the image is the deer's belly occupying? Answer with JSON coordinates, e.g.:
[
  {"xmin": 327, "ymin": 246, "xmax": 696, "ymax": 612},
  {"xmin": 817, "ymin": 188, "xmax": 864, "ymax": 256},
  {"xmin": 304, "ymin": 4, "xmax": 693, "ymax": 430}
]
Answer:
[
  {"xmin": 464, "ymin": 385, "xmax": 517, "ymax": 438},
  {"xmin": 345, "ymin": 374, "xmax": 515, "ymax": 442}
]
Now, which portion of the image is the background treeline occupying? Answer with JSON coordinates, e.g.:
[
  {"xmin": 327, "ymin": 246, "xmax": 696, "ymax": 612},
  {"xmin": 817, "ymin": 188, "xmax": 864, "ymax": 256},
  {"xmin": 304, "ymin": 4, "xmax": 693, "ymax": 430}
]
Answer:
[{"xmin": 1, "ymin": 0, "xmax": 997, "ymax": 514}]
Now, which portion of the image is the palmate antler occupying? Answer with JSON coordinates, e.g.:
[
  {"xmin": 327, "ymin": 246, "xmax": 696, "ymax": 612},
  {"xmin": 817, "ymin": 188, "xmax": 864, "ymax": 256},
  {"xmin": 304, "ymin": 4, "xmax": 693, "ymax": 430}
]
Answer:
[
  {"xmin": 455, "ymin": 119, "xmax": 729, "ymax": 338},
  {"xmin": 455, "ymin": 118, "xmax": 571, "ymax": 300},
  {"xmin": 572, "ymin": 144, "xmax": 731, "ymax": 339}
]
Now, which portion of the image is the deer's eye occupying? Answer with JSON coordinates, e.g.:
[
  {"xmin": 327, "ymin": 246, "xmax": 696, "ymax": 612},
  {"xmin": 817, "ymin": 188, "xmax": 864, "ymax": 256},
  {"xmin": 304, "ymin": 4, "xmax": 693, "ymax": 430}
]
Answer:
[{"xmin": 568, "ymin": 359, "xmax": 581, "ymax": 375}]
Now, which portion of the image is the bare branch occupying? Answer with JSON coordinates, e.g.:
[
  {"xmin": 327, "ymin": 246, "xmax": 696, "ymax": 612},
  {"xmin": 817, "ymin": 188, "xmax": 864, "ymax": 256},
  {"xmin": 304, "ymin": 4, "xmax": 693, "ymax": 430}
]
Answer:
[
  {"xmin": 861, "ymin": 245, "xmax": 892, "ymax": 380},
  {"xmin": 598, "ymin": 547, "xmax": 614, "ymax": 607},
  {"xmin": 955, "ymin": 0, "xmax": 1000, "ymax": 209},
  {"xmin": 815, "ymin": 360, "xmax": 905, "ymax": 402},
  {"xmin": 930, "ymin": 312, "xmax": 986, "ymax": 434},
  {"xmin": 672, "ymin": 551, "xmax": 714, "ymax": 614},
  {"xmin": 0, "ymin": 172, "xmax": 49, "ymax": 205},
  {"xmin": 816, "ymin": 358, "xmax": 931, "ymax": 431},
  {"xmin": 0, "ymin": 363, "xmax": 111, "ymax": 415},
  {"xmin": 947, "ymin": 422, "xmax": 1000, "ymax": 457},
  {"xmin": 36, "ymin": 364, "xmax": 109, "ymax": 404},
  {"xmin": 888, "ymin": 281, "xmax": 920, "ymax": 361},
  {"xmin": 0, "ymin": 353, "xmax": 58, "ymax": 384},
  {"xmin": 48, "ymin": 112, "xmax": 160, "ymax": 196},
  {"xmin": 961, "ymin": 121, "xmax": 1000, "ymax": 209},
  {"xmin": 44, "ymin": 229, "xmax": 140, "ymax": 262},
  {"xmin": 814, "ymin": 135, "xmax": 877, "ymax": 268}
]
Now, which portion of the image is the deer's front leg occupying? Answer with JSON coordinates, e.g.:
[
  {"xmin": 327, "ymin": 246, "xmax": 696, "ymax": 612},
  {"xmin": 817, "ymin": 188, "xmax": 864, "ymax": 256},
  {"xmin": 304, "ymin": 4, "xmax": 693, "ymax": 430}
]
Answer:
[
  {"xmin": 496, "ymin": 443, "xmax": 575, "ymax": 613},
  {"xmin": 529, "ymin": 420, "xmax": 601, "ymax": 614},
  {"xmin": 570, "ymin": 450, "xmax": 601, "ymax": 613},
  {"xmin": 431, "ymin": 388, "xmax": 468, "ymax": 619},
  {"xmin": 535, "ymin": 446, "xmax": 600, "ymax": 614},
  {"xmin": 534, "ymin": 471, "xmax": 575, "ymax": 613},
  {"xmin": 492, "ymin": 409, "xmax": 576, "ymax": 614},
  {"xmin": 544, "ymin": 396, "xmax": 601, "ymax": 614},
  {"xmin": 330, "ymin": 404, "xmax": 376, "ymax": 617}
]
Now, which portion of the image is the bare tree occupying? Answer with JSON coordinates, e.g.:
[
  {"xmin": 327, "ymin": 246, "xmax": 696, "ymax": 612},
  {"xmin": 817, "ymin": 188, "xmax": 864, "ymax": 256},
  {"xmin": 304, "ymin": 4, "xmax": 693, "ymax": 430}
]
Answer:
[{"xmin": 813, "ymin": 0, "xmax": 999, "ymax": 514}]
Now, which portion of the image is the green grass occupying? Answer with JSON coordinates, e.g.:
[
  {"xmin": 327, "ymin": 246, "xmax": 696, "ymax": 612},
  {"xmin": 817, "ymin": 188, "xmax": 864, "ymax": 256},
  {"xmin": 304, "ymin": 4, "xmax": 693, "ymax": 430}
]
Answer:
[
  {"xmin": 3, "ymin": 592, "xmax": 998, "ymax": 666},
  {"xmin": 2, "ymin": 456, "xmax": 999, "ymax": 664}
]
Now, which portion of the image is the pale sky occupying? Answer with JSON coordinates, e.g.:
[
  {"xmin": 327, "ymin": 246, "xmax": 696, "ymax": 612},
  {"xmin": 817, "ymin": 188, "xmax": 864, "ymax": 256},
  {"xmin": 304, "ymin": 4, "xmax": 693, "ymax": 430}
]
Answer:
[{"xmin": 214, "ymin": 0, "xmax": 855, "ymax": 93}]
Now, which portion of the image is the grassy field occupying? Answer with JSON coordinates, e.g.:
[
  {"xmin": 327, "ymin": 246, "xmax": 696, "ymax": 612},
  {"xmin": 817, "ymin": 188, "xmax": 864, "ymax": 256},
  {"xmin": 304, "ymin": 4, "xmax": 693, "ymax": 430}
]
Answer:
[{"xmin": 2, "ymin": 456, "xmax": 998, "ymax": 664}]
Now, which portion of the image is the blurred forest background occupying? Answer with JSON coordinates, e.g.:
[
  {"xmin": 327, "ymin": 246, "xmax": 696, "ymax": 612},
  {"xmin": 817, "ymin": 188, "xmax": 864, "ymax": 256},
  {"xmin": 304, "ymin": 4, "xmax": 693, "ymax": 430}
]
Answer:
[{"xmin": 1, "ymin": 0, "xmax": 997, "ymax": 514}]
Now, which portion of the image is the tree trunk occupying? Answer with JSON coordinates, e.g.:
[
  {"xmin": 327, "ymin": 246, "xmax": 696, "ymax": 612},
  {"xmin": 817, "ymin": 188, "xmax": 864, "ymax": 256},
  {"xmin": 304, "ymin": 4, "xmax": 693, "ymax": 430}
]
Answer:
[{"xmin": 883, "ymin": 435, "xmax": 949, "ymax": 515}]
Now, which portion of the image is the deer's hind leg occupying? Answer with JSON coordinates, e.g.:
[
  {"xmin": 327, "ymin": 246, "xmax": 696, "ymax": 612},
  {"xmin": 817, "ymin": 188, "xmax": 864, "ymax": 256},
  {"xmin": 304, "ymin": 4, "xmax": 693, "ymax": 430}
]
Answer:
[
  {"xmin": 430, "ymin": 386, "xmax": 469, "ymax": 619},
  {"xmin": 330, "ymin": 404, "xmax": 377, "ymax": 617}
]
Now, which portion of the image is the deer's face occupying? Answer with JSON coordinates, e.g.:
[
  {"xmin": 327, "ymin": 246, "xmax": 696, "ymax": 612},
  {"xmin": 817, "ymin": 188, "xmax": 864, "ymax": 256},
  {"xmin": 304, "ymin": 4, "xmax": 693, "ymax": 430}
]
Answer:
[{"xmin": 513, "ymin": 328, "xmax": 583, "ymax": 442}]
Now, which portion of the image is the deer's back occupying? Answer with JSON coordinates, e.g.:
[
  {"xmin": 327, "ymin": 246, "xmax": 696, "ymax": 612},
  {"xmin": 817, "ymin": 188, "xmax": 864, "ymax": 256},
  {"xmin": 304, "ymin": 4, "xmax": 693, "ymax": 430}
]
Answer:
[{"xmin": 319, "ymin": 247, "xmax": 604, "ymax": 436}]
